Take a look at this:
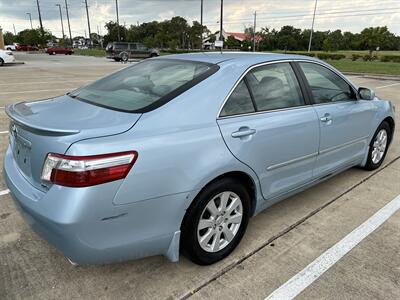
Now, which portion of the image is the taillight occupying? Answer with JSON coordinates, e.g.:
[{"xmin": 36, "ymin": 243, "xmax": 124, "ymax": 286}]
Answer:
[{"xmin": 41, "ymin": 151, "xmax": 138, "ymax": 187}]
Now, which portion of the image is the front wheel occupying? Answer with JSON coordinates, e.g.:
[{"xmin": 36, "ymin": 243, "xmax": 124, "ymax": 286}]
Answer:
[
  {"xmin": 181, "ymin": 178, "xmax": 250, "ymax": 265},
  {"xmin": 0, "ymin": 58, "xmax": 4, "ymax": 66},
  {"xmin": 364, "ymin": 121, "xmax": 391, "ymax": 170}
]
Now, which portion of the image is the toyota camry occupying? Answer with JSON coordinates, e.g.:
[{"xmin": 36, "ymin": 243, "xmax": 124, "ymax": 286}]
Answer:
[{"xmin": 4, "ymin": 53, "xmax": 395, "ymax": 265}]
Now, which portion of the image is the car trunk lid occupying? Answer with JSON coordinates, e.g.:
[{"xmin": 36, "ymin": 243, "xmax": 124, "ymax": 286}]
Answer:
[{"xmin": 6, "ymin": 95, "xmax": 141, "ymax": 192}]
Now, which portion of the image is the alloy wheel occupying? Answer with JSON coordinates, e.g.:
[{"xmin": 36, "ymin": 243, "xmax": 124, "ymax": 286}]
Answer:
[
  {"xmin": 372, "ymin": 129, "xmax": 388, "ymax": 164},
  {"xmin": 197, "ymin": 191, "xmax": 243, "ymax": 253}
]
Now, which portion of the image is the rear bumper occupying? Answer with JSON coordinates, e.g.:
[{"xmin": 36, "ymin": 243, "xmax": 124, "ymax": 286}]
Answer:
[{"xmin": 3, "ymin": 147, "xmax": 184, "ymax": 264}]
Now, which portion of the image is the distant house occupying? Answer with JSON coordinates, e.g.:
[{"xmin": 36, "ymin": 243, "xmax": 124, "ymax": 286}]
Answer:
[
  {"xmin": 223, "ymin": 31, "xmax": 263, "ymax": 43},
  {"xmin": 203, "ymin": 30, "xmax": 263, "ymax": 49}
]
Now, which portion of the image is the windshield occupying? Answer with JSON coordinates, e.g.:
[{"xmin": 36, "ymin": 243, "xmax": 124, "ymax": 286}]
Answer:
[{"xmin": 69, "ymin": 59, "xmax": 216, "ymax": 112}]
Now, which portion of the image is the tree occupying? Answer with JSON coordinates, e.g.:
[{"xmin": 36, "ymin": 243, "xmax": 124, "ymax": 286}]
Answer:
[
  {"xmin": 15, "ymin": 28, "xmax": 53, "ymax": 46},
  {"xmin": 4, "ymin": 31, "xmax": 15, "ymax": 45},
  {"xmin": 360, "ymin": 26, "xmax": 393, "ymax": 55},
  {"xmin": 225, "ymin": 35, "xmax": 241, "ymax": 49}
]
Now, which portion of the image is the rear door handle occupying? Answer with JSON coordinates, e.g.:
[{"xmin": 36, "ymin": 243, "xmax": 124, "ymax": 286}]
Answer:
[{"xmin": 231, "ymin": 128, "xmax": 256, "ymax": 138}]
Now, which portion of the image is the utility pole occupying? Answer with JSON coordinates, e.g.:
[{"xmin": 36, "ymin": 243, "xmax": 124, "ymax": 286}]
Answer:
[
  {"xmin": 13, "ymin": 24, "xmax": 17, "ymax": 35},
  {"xmin": 219, "ymin": 0, "xmax": 223, "ymax": 41},
  {"xmin": 253, "ymin": 11, "xmax": 257, "ymax": 52},
  {"xmin": 36, "ymin": 0, "xmax": 44, "ymax": 37},
  {"xmin": 200, "ymin": 0, "xmax": 203, "ymax": 49},
  {"xmin": 308, "ymin": 0, "xmax": 318, "ymax": 52},
  {"xmin": 84, "ymin": 0, "xmax": 92, "ymax": 46},
  {"xmin": 56, "ymin": 4, "xmax": 65, "ymax": 40},
  {"xmin": 65, "ymin": 0, "xmax": 73, "ymax": 45},
  {"xmin": 26, "ymin": 13, "xmax": 33, "ymax": 29},
  {"xmin": 116, "ymin": 0, "xmax": 120, "ymax": 41}
]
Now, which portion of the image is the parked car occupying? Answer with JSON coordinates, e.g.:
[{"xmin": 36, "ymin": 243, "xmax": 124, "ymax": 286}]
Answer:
[
  {"xmin": 0, "ymin": 49, "xmax": 16, "ymax": 66},
  {"xmin": 5, "ymin": 43, "xmax": 19, "ymax": 51},
  {"xmin": 46, "ymin": 46, "xmax": 74, "ymax": 55},
  {"xmin": 106, "ymin": 42, "xmax": 159, "ymax": 61},
  {"xmin": 16, "ymin": 44, "xmax": 39, "ymax": 51},
  {"xmin": 4, "ymin": 53, "xmax": 395, "ymax": 266}
]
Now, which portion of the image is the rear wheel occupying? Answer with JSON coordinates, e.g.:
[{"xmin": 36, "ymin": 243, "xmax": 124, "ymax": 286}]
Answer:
[
  {"xmin": 364, "ymin": 121, "xmax": 391, "ymax": 170},
  {"xmin": 0, "ymin": 58, "xmax": 4, "ymax": 66},
  {"xmin": 150, "ymin": 53, "xmax": 158, "ymax": 58},
  {"xmin": 120, "ymin": 52, "xmax": 129, "ymax": 62},
  {"xmin": 181, "ymin": 178, "xmax": 250, "ymax": 265}
]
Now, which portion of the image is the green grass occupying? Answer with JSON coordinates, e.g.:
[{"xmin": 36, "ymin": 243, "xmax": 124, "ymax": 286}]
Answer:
[
  {"xmin": 279, "ymin": 50, "xmax": 400, "ymax": 59},
  {"xmin": 327, "ymin": 59, "xmax": 400, "ymax": 76},
  {"xmin": 73, "ymin": 48, "xmax": 106, "ymax": 57}
]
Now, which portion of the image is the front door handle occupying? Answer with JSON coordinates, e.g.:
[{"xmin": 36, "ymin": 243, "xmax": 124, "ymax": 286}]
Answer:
[
  {"xmin": 231, "ymin": 127, "xmax": 256, "ymax": 138},
  {"xmin": 320, "ymin": 113, "xmax": 332, "ymax": 123}
]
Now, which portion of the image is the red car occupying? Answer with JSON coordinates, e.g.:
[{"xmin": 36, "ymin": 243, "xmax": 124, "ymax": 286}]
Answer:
[
  {"xmin": 16, "ymin": 44, "xmax": 39, "ymax": 51},
  {"xmin": 46, "ymin": 46, "xmax": 74, "ymax": 55}
]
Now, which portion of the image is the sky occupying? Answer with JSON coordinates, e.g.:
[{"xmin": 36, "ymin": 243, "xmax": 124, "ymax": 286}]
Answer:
[{"xmin": 0, "ymin": 0, "xmax": 399, "ymax": 38}]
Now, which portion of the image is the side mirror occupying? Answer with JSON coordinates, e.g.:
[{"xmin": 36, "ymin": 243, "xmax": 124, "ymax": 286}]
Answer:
[{"xmin": 358, "ymin": 87, "xmax": 375, "ymax": 100}]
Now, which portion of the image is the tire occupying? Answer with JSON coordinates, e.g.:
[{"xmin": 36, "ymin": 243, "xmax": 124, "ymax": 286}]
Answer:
[
  {"xmin": 364, "ymin": 121, "xmax": 391, "ymax": 170},
  {"xmin": 181, "ymin": 178, "xmax": 250, "ymax": 265},
  {"xmin": 120, "ymin": 52, "xmax": 129, "ymax": 62},
  {"xmin": 113, "ymin": 58, "xmax": 121, "ymax": 62},
  {"xmin": 0, "ymin": 58, "xmax": 4, "ymax": 67},
  {"xmin": 6, "ymin": 48, "xmax": 12, "ymax": 51},
  {"xmin": 150, "ymin": 53, "xmax": 158, "ymax": 58}
]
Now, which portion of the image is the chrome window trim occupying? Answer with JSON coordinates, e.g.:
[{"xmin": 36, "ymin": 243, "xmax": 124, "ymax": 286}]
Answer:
[{"xmin": 217, "ymin": 59, "xmax": 358, "ymax": 120}]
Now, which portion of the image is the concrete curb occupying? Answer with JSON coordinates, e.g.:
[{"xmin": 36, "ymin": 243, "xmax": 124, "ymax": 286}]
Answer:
[{"xmin": 344, "ymin": 72, "xmax": 400, "ymax": 82}]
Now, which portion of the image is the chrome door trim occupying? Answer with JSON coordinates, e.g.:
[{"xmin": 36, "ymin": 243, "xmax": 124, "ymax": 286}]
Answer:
[
  {"xmin": 266, "ymin": 152, "xmax": 318, "ymax": 171},
  {"xmin": 319, "ymin": 135, "xmax": 369, "ymax": 155},
  {"xmin": 217, "ymin": 59, "xmax": 359, "ymax": 120}
]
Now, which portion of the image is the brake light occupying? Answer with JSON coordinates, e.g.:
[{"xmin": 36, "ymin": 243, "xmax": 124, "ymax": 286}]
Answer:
[{"xmin": 41, "ymin": 151, "xmax": 138, "ymax": 187}]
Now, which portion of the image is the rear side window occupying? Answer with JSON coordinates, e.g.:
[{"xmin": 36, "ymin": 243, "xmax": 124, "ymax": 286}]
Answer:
[
  {"xmin": 69, "ymin": 59, "xmax": 218, "ymax": 112},
  {"xmin": 299, "ymin": 62, "xmax": 356, "ymax": 104},
  {"xmin": 220, "ymin": 80, "xmax": 255, "ymax": 117},
  {"xmin": 115, "ymin": 43, "xmax": 128, "ymax": 50},
  {"xmin": 246, "ymin": 63, "xmax": 304, "ymax": 111}
]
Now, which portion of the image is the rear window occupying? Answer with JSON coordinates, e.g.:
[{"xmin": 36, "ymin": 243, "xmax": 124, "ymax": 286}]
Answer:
[{"xmin": 69, "ymin": 59, "xmax": 218, "ymax": 112}]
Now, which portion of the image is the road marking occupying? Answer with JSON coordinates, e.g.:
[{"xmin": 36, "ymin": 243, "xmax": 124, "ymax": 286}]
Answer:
[
  {"xmin": 0, "ymin": 131, "xmax": 8, "ymax": 134},
  {"xmin": 0, "ymin": 189, "xmax": 10, "ymax": 196},
  {"xmin": 265, "ymin": 194, "xmax": 400, "ymax": 300},
  {"xmin": 0, "ymin": 88, "xmax": 70, "ymax": 95},
  {"xmin": 376, "ymin": 83, "xmax": 400, "ymax": 89}
]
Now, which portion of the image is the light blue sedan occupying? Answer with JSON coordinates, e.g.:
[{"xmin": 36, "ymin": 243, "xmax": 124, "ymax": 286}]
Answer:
[{"xmin": 4, "ymin": 53, "xmax": 395, "ymax": 265}]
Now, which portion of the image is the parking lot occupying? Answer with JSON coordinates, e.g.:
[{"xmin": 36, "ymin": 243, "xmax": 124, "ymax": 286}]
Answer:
[{"xmin": 0, "ymin": 53, "xmax": 399, "ymax": 299}]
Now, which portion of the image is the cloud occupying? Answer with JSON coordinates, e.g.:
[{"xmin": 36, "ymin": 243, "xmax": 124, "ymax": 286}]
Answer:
[{"xmin": 0, "ymin": 0, "xmax": 399, "ymax": 37}]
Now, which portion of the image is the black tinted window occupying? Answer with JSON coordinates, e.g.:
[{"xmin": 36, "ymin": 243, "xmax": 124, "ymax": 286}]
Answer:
[
  {"xmin": 246, "ymin": 63, "xmax": 304, "ymax": 111},
  {"xmin": 299, "ymin": 62, "xmax": 356, "ymax": 104},
  {"xmin": 70, "ymin": 59, "xmax": 214, "ymax": 112},
  {"xmin": 220, "ymin": 80, "xmax": 255, "ymax": 117},
  {"xmin": 115, "ymin": 43, "xmax": 128, "ymax": 50}
]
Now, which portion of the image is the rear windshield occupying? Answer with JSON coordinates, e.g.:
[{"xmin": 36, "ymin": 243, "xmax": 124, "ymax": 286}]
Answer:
[{"xmin": 69, "ymin": 59, "xmax": 218, "ymax": 112}]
